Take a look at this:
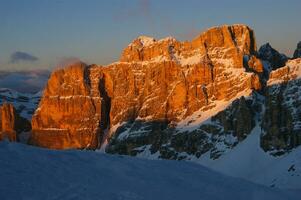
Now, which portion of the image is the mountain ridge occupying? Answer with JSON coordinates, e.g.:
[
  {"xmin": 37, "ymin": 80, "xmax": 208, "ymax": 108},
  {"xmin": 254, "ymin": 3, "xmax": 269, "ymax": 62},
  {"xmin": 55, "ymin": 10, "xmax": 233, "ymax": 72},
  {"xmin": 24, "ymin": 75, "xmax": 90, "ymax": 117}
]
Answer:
[
  {"xmin": 31, "ymin": 24, "xmax": 264, "ymax": 149},
  {"xmin": 1, "ymin": 24, "xmax": 301, "ymax": 189}
]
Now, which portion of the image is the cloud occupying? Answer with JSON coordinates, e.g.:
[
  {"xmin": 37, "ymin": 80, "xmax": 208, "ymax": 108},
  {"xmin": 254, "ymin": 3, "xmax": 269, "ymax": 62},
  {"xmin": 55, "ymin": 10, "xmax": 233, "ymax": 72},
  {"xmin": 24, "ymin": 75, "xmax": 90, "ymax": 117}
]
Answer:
[
  {"xmin": 0, "ymin": 70, "xmax": 50, "ymax": 93},
  {"xmin": 10, "ymin": 51, "xmax": 38, "ymax": 63},
  {"xmin": 178, "ymin": 28, "xmax": 201, "ymax": 40},
  {"xmin": 115, "ymin": 0, "xmax": 151, "ymax": 21},
  {"xmin": 53, "ymin": 56, "xmax": 83, "ymax": 69},
  {"xmin": 139, "ymin": 0, "xmax": 151, "ymax": 18},
  {"xmin": 112, "ymin": 0, "xmax": 158, "ymax": 37}
]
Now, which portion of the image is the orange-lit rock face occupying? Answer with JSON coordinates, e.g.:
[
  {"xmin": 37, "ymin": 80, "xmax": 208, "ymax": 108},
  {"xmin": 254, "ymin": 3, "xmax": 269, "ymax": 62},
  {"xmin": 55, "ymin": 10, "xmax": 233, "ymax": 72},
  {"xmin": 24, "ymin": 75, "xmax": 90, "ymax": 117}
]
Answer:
[
  {"xmin": 31, "ymin": 62, "xmax": 112, "ymax": 149},
  {"xmin": 32, "ymin": 24, "xmax": 263, "ymax": 149},
  {"xmin": 0, "ymin": 103, "xmax": 17, "ymax": 141},
  {"xmin": 267, "ymin": 58, "xmax": 301, "ymax": 85},
  {"xmin": 108, "ymin": 24, "xmax": 262, "ymax": 125}
]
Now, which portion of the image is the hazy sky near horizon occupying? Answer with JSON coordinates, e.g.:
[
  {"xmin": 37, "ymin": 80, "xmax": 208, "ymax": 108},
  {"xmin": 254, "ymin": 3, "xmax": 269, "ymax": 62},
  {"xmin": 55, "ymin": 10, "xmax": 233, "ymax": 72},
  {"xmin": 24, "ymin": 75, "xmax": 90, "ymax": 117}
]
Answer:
[{"xmin": 0, "ymin": 0, "xmax": 300, "ymax": 71}]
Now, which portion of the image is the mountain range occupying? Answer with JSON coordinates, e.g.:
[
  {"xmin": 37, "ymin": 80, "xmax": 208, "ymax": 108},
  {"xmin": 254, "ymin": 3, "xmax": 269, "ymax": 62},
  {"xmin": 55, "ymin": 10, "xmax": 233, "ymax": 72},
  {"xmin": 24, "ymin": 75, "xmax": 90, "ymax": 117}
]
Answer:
[{"xmin": 0, "ymin": 24, "xmax": 301, "ymax": 192}]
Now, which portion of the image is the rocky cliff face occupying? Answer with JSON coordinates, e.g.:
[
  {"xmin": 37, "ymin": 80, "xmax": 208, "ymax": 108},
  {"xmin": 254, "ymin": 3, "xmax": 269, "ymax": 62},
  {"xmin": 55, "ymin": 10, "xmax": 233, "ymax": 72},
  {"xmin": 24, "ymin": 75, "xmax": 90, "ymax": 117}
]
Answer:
[
  {"xmin": 261, "ymin": 58, "xmax": 301, "ymax": 155},
  {"xmin": 107, "ymin": 58, "xmax": 301, "ymax": 159},
  {"xmin": 106, "ymin": 24, "xmax": 262, "ymax": 126},
  {"xmin": 106, "ymin": 95, "xmax": 261, "ymax": 160},
  {"xmin": 0, "ymin": 103, "xmax": 30, "ymax": 141},
  {"xmin": 31, "ymin": 24, "xmax": 264, "ymax": 149},
  {"xmin": 0, "ymin": 103, "xmax": 17, "ymax": 141},
  {"xmin": 31, "ymin": 63, "xmax": 111, "ymax": 149}
]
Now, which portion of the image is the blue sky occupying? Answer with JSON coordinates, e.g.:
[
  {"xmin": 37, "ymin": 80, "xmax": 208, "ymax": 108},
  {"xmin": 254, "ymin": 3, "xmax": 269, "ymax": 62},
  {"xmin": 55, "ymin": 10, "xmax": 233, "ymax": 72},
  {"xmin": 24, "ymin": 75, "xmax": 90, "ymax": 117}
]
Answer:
[{"xmin": 0, "ymin": 0, "xmax": 300, "ymax": 70}]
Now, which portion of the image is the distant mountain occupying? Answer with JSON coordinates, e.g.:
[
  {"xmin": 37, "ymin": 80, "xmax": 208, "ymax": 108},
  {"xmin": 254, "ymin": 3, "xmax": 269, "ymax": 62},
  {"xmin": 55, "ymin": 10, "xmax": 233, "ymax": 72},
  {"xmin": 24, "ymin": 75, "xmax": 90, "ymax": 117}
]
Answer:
[
  {"xmin": 0, "ymin": 88, "xmax": 41, "ymax": 119},
  {"xmin": 0, "ymin": 70, "xmax": 50, "ymax": 93}
]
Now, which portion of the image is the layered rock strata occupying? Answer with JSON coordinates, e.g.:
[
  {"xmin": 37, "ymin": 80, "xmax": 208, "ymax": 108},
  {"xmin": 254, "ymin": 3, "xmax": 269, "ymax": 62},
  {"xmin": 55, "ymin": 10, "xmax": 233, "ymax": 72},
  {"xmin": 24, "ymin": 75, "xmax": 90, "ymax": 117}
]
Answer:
[{"xmin": 32, "ymin": 24, "xmax": 263, "ymax": 149}]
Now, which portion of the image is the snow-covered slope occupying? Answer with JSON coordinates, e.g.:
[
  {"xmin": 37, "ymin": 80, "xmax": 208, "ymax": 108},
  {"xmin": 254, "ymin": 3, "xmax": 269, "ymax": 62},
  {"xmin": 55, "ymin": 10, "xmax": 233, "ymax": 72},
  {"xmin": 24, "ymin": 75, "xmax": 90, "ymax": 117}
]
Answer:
[
  {"xmin": 197, "ymin": 124, "xmax": 301, "ymax": 189},
  {"xmin": 107, "ymin": 91, "xmax": 301, "ymax": 190},
  {"xmin": 0, "ymin": 142, "xmax": 299, "ymax": 200}
]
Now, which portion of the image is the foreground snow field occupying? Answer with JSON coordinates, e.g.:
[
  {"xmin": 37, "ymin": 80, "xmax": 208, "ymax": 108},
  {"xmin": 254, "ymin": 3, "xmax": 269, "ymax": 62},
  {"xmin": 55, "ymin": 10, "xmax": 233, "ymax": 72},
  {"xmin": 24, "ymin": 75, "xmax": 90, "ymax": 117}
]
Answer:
[
  {"xmin": 0, "ymin": 142, "xmax": 300, "ymax": 200},
  {"xmin": 196, "ymin": 125, "xmax": 301, "ymax": 189}
]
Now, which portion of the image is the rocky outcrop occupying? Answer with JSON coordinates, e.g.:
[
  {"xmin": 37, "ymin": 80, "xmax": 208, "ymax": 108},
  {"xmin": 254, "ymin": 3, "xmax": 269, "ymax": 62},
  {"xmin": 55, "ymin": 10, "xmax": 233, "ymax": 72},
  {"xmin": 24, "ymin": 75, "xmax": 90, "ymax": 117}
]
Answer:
[
  {"xmin": 267, "ymin": 58, "xmax": 301, "ymax": 85},
  {"xmin": 0, "ymin": 103, "xmax": 17, "ymax": 141},
  {"xmin": 258, "ymin": 43, "xmax": 288, "ymax": 70},
  {"xmin": 31, "ymin": 24, "xmax": 263, "ymax": 150},
  {"xmin": 293, "ymin": 41, "xmax": 301, "ymax": 58},
  {"xmin": 261, "ymin": 58, "xmax": 301, "ymax": 155},
  {"xmin": 0, "ymin": 103, "xmax": 30, "ymax": 141}
]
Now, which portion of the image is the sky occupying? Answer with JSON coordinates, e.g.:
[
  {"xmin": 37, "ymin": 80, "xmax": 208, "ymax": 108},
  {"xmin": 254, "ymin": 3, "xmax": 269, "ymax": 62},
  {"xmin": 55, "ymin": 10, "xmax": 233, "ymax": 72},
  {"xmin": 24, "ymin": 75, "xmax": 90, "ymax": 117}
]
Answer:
[{"xmin": 0, "ymin": 0, "xmax": 300, "ymax": 71}]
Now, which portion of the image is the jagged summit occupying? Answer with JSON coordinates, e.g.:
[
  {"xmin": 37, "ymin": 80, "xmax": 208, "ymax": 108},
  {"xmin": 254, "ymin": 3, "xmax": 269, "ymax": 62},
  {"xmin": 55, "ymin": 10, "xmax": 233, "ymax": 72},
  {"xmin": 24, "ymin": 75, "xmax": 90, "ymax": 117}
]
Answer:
[
  {"xmin": 129, "ymin": 36, "xmax": 156, "ymax": 47},
  {"xmin": 120, "ymin": 24, "xmax": 260, "ymax": 70},
  {"xmin": 258, "ymin": 43, "xmax": 287, "ymax": 70},
  {"xmin": 127, "ymin": 24, "xmax": 253, "ymax": 52},
  {"xmin": 259, "ymin": 43, "xmax": 273, "ymax": 50}
]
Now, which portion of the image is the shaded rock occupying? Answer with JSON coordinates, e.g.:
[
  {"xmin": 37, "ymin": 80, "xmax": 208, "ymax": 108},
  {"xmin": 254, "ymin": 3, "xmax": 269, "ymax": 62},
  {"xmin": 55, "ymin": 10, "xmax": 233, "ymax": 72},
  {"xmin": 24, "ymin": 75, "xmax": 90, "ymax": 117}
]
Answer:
[
  {"xmin": 106, "ymin": 95, "xmax": 259, "ymax": 160},
  {"xmin": 293, "ymin": 41, "xmax": 301, "ymax": 58},
  {"xmin": 213, "ymin": 96, "xmax": 256, "ymax": 141},
  {"xmin": 258, "ymin": 43, "xmax": 288, "ymax": 70},
  {"xmin": 261, "ymin": 58, "xmax": 301, "ymax": 155}
]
